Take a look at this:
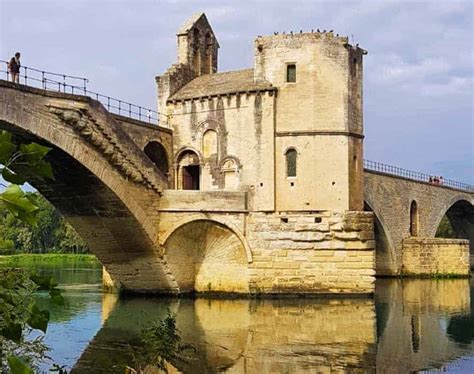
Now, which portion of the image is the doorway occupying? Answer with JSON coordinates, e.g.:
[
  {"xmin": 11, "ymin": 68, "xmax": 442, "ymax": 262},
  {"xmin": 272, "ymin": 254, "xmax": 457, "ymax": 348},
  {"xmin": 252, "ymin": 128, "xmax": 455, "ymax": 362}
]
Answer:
[{"xmin": 183, "ymin": 165, "xmax": 200, "ymax": 190}]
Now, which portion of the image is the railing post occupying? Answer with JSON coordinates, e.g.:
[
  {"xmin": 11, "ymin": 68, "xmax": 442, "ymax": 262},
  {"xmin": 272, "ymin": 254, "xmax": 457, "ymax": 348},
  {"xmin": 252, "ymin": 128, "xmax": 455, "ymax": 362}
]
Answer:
[{"xmin": 24, "ymin": 66, "xmax": 28, "ymax": 85}]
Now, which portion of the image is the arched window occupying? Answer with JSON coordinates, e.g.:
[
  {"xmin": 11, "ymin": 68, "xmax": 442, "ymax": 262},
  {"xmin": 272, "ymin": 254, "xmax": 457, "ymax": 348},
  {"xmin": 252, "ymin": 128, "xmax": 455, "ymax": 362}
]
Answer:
[
  {"xmin": 177, "ymin": 150, "xmax": 200, "ymax": 190},
  {"xmin": 193, "ymin": 28, "xmax": 201, "ymax": 74},
  {"xmin": 222, "ymin": 158, "xmax": 239, "ymax": 190},
  {"xmin": 285, "ymin": 148, "xmax": 297, "ymax": 177},
  {"xmin": 144, "ymin": 141, "xmax": 169, "ymax": 175},
  {"xmin": 410, "ymin": 200, "xmax": 418, "ymax": 236},
  {"xmin": 202, "ymin": 130, "xmax": 217, "ymax": 159},
  {"xmin": 204, "ymin": 32, "xmax": 213, "ymax": 74}
]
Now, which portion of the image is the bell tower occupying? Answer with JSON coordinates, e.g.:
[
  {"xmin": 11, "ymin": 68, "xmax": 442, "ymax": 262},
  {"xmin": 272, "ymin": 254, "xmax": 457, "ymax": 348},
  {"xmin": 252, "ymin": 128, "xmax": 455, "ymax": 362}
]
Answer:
[{"xmin": 177, "ymin": 13, "xmax": 219, "ymax": 76}]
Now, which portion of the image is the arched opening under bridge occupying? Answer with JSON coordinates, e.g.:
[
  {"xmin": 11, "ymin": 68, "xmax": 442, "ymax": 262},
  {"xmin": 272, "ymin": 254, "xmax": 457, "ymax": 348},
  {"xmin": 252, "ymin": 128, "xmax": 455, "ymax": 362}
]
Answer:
[{"xmin": 164, "ymin": 220, "xmax": 249, "ymax": 293}]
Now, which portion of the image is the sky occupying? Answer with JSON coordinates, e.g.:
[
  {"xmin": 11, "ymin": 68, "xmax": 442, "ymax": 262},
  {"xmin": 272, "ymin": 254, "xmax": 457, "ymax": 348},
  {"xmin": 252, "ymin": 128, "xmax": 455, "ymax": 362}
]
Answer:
[{"xmin": 0, "ymin": 0, "xmax": 473, "ymax": 183}]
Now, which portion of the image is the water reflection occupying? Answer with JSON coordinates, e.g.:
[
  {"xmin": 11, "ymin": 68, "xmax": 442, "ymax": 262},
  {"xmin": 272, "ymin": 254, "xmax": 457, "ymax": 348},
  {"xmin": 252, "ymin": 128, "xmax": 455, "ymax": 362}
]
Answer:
[
  {"xmin": 73, "ymin": 296, "xmax": 376, "ymax": 373},
  {"xmin": 69, "ymin": 279, "xmax": 474, "ymax": 373},
  {"xmin": 376, "ymin": 279, "xmax": 473, "ymax": 373}
]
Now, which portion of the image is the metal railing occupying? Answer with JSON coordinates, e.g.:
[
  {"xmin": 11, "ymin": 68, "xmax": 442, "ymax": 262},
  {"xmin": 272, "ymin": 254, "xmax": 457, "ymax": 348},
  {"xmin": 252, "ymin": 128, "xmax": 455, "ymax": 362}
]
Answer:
[
  {"xmin": 1, "ymin": 60, "xmax": 161, "ymax": 125},
  {"xmin": 364, "ymin": 159, "xmax": 474, "ymax": 192}
]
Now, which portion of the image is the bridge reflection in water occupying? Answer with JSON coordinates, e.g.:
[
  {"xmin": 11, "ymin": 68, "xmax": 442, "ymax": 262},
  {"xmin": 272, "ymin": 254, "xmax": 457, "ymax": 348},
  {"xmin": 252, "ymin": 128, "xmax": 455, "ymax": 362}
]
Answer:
[{"xmin": 70, "ymin": 279, "xmax": 474, "ymax": 373}]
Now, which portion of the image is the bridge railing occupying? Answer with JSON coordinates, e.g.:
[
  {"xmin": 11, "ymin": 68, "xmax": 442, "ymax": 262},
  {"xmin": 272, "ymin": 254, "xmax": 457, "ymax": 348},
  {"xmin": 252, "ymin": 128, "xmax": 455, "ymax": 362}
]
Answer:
[
  {"xmin": 1, "ymin": 60, "xmax": 162, "ymax": 126},
  {"xmin": 364, "ymin": 159, "xmax": 474, "ymax": 193}
]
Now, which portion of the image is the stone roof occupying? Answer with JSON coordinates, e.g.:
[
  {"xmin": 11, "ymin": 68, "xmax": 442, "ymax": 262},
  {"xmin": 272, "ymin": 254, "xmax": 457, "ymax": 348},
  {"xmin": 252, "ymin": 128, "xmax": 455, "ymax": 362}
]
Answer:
[
  {"xmin": 169, "ymin": 69, "xmax": 274, "ymax": 101},
  {"xmin": 177, "ymin": 13, "xmax": 205, "ymax": 35}
]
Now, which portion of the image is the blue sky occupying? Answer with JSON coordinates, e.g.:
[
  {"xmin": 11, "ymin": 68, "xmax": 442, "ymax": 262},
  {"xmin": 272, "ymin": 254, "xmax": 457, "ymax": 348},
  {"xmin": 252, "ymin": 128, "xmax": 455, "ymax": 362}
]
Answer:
[{"xmin": 1, "ymin": 0, "xmax": 473, "ymax": 183}]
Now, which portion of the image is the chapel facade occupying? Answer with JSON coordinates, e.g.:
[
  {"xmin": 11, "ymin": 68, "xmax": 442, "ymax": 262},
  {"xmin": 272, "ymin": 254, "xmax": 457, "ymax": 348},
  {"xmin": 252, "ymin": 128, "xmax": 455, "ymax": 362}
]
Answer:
[{"xmin": 156, "ymin": 13, "xmax": 366, "ymax": 212}]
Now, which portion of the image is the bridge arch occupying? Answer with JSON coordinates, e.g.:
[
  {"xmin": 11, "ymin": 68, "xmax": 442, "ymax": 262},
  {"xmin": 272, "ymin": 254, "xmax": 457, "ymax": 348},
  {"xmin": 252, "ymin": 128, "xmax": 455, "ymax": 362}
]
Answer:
[
  {"xmin": 364, "ymin": 201, "xmax": 396, "ymax": 276},
  {"xmin": 432, "ymin": 197, "xmax": 474, "ymax": 266},
  {"xmin": 144, "ymin": 140, "xmax": 169, "ymax": 176},
  {"xmin": 0, "ymin": 83, "xmax": 176, "ymax": 292},
  {"xmin": 163, "ymin": 219, "xmax": 250, "ymax": 293}
]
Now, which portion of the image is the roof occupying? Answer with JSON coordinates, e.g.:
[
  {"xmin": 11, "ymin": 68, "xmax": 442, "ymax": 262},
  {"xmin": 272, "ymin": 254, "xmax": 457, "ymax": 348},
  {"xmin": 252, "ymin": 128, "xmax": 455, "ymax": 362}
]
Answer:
[
  {"xmin": 169, "ymin": 69, "xmax": 274, "ymax": 101},
  {"xmin": 177, "ymin": 13, "xmax": 205, "ymax": 35}
]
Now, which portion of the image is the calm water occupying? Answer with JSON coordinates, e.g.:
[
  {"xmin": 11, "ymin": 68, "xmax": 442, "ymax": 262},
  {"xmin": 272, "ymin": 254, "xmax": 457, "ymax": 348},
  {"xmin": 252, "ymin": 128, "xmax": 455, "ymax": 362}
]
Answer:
[{"xmin": 14, "ymin": 263, "xmax": 474, "ymax": 373}]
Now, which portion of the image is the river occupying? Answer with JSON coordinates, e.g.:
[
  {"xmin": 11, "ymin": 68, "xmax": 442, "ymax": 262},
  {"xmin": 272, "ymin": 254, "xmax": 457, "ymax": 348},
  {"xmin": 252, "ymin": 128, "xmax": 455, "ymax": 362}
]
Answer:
[{"xmin": 15, "ymin": 261, "xmax": 474, "ymax": 373}]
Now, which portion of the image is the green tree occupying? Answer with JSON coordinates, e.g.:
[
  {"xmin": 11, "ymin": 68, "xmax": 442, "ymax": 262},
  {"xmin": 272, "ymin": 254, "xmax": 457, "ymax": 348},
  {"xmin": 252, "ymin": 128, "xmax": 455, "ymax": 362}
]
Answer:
[
  {"xmin": 0, "ymin": 130, "xmax": 64, "ymax": 373},
  {"xmin": 435, "ymin": 215, "xmax": 456, "ymax": 238},
  {"xmin": 0, "ymin": 195, "xmax": 88, "ymax": 254}
]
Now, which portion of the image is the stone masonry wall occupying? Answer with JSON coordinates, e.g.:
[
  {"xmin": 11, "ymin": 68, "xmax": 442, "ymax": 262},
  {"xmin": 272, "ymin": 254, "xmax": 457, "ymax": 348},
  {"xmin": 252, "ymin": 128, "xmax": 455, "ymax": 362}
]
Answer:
[
  {"xmin": 158, "ymin": 207, "xmax": 375, "ymax": 294},
  {"xmin": 402, "ymin": 238, "xmax": 470, "ymax": 276},
  {"xmin": 247, "ymin": 211, "xmax": 375, "ymax": 294}
]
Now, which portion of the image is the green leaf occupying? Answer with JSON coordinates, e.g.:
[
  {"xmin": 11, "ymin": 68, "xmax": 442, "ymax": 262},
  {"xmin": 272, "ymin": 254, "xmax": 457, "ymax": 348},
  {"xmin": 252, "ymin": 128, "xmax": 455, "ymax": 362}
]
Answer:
[
  {"xmin": 33, "ymin": 160, "xmax": 54, "ymax": 180},
  {"xmin": 7, "ymin": 356, "xmax": 34, "ymax": 374},
  {"xmin": 2, "ymin": 168, "xmax": 27, "ymax": 185},
  {"xmin": 27, "ymin": 303, "xmax": 50, "ymax": 333},
  {"xmin": 19, "ymin": 142, "xmax": 51, "ymax": 164},
  {"xmin": 0, "ymin": 130, "xmax": 16, "ymax": 164},
  {"xmin": 2, "ymin": 322, "xmax": 22, "ymax": 342},
  {"xmin": 0, "ymin": 185, "xmax": 39, "ymax": 214}
]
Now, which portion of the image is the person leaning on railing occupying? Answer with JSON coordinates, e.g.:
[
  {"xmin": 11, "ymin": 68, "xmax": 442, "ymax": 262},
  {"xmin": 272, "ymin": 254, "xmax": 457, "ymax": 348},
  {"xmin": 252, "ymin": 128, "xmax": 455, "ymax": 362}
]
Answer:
[{"xmin": 8, "ymin": 52, "xmax": 21, "ymax": 83}]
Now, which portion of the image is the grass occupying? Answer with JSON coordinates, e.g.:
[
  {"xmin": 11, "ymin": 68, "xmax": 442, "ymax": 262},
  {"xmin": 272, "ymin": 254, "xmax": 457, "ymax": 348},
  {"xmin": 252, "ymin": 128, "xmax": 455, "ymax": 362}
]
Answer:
[{"xmin": 0, "ymin": 253, "xmax": 100, "ymax": 268}]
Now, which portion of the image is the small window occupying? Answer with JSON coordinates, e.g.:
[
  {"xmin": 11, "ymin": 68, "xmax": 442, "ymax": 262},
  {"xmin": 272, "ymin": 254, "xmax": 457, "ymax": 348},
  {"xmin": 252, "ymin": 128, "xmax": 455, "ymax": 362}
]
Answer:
[
  {"xmin": 286, "ymin": 148, "xmax": 297, "ymax": 177},
  {"xmin": 286, "ymin": 64, "xmax": 296, "ymax": 83}
]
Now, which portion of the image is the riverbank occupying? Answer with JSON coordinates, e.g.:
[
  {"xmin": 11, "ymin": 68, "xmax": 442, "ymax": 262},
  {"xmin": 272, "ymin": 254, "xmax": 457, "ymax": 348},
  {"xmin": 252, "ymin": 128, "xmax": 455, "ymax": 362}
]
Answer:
[{"xmin": 0, "ymin": 254, "xmax": 100, "ymax": 268}]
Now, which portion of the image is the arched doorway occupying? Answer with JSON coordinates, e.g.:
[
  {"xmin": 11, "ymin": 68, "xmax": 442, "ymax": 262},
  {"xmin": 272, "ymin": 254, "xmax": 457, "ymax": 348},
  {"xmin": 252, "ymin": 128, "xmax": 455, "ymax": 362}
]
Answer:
[
  {"xmin": 177, "ymin": 150, "xmax": 200, "ymax": 190},
  {"xmin": 144, "ymin": 141, "xmax": 169, "ymax": 175},
  {"xmin": 164, "ymin": 220, "xmax": 249, "ymax": 293},
  {"xmin": 410, "ymin": 200, "xmax": 419, "ymax": 236}
]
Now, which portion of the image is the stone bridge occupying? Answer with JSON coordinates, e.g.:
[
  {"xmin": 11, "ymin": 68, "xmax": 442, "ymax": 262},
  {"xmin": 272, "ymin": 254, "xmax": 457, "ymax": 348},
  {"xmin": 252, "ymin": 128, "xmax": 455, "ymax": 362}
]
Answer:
[
  {"xmin": 1, "ymin": 80, "xmax": 473, "ymax": 292},
  {"xmin": 0, "ymin": 80, "xmax": 179, "ymax": 291},
  {"xmin": 364, "ymin": 171, "xmax": 474, "ymax": 275}
]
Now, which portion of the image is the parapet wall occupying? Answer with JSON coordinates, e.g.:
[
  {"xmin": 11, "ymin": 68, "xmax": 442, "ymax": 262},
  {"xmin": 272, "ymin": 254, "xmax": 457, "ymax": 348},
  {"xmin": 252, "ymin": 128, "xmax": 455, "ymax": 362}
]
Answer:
[{"xmin": 402, "ymin": 238, "xmax": 470, "ymax": 276}]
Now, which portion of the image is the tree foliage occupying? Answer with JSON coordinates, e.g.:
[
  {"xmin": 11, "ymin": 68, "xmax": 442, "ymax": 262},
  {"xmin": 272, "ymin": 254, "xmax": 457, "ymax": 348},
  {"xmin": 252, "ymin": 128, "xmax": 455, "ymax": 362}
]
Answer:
[
  {"xmin": 0, "ymin": 130, "xmax": 66, "ymax": 372},
  {"xmin": 0, "ymin": 130, "xmax": 53, "ymax": 225},
  {"xmin": 435, "ymin": 215, "xmax": 456, "ymax": 238},
  {"xmin": 127, "ymin": 313, "xmax": 195, "ymax": 373},
  {"xmin": 0, "ymin": 130, "xmax": 88, "ymax": 255},
  {"xmin": 0, "ymin": 268, "xmax": 64, "ymax": 372},
  {"xmin": 0, "ymin": 194, "xmax": 88, "ymax": 254}
]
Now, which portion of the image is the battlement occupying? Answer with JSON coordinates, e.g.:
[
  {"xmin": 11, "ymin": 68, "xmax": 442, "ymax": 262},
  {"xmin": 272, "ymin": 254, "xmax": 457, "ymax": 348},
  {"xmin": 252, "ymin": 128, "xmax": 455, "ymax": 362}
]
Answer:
[{"xmin": 255, "ymin": 31, "xmax": 366, "ymax": 54}]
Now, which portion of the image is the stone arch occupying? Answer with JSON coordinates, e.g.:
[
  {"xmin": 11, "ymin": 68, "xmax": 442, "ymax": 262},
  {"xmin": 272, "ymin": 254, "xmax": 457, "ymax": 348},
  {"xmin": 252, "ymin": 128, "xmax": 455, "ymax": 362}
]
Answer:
[
  {"xmin": 0, "ymin": 85, "xmax": 176, "ymax": 292},
  {"xmin": 432, "ymin": 196, "xmax": 474, "ymax": 237},
  {"xmin": 204, "ymin": 31, "xmax": 213, "ymax": 74},
  {"xmin": 202, "ymin": 129, "xmax": 218, "ymax": 159},
  {"xmin": 163, "ymin": 219, "xmax": 250, "ymax": 293},
  {"xmin": 432, "ymin": 197, "xmax": 474, "ymax": 266},
  {"xmin": 220, "ymin": 156, "xmax": 241, "ymax": 190},
  {"xmin": 176, "ymin": 148, "xmax": 201, "ymax": 190},
  {"xmin": 364, "ymin": 201, "xmax": 396, "ymax": 276},
  {"xmin": 409, "ymin": 200, "xmax": 419, "ymax": 236},
  {"xmin": 160, "ymin": 215, "xmax": 252, "ymax": 263},
  {"xmin": 144, "ymin": 140, "xmax": 169, "ymax": 176},
  {"xmin": 284, "ymin": 147, "xmax": 298, "ymax": 177},
  {"xmin": 192, "ymin": 28, "xmax": 201, "ymax": 73}
]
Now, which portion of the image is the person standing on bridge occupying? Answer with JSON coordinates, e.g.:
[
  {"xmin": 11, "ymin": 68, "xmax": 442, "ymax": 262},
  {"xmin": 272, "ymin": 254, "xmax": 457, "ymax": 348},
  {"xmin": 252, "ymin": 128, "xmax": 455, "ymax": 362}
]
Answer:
[{"xmin": 8, "ymin": 52, "xmax": 21, "ymax": 83}]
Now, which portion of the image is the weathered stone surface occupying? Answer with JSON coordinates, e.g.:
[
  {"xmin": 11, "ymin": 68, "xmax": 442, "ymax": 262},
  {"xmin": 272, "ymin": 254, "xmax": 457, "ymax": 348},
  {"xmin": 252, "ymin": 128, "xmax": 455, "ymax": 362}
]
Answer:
[
  {"xmin": 365, "ymin": 171, "xmax": 474, "ymax": 275},
  {"xmin": 402, "ymin": 238, "xmax": 470, "ymax": 276}
]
